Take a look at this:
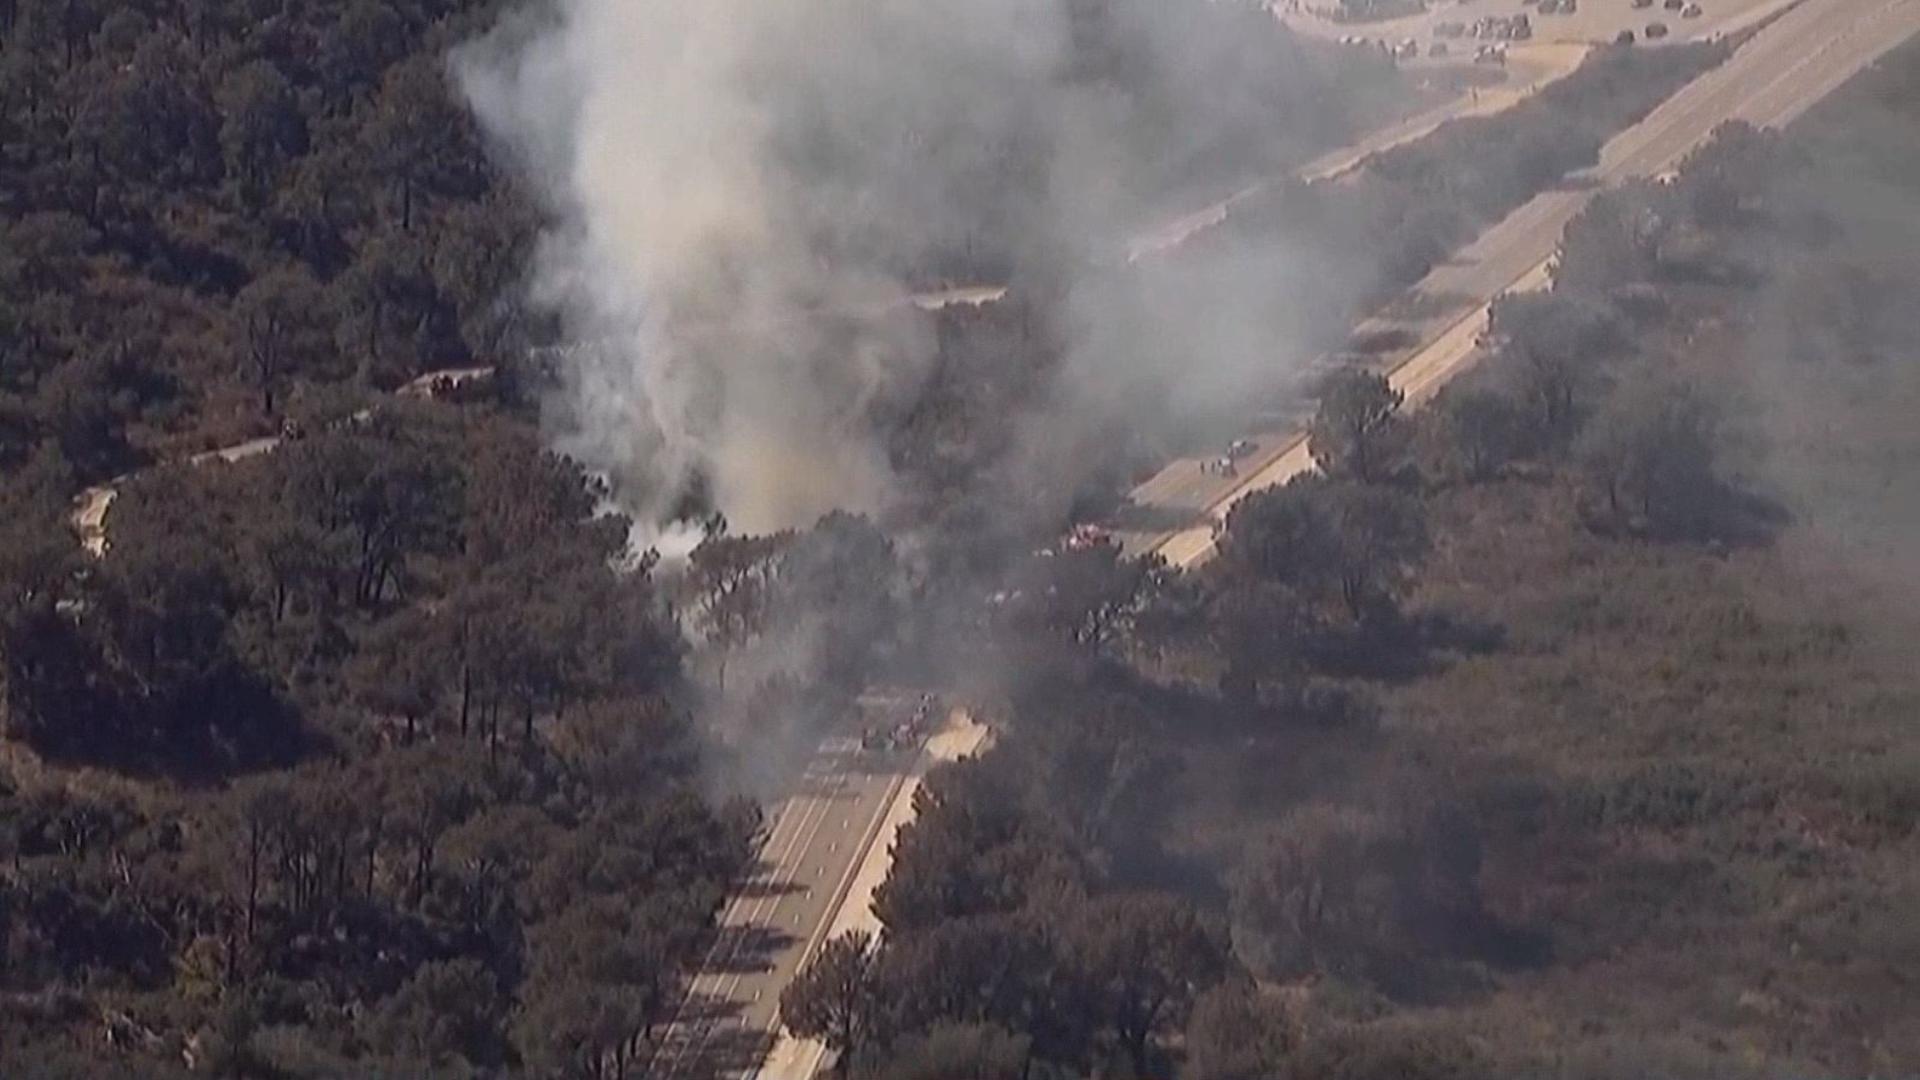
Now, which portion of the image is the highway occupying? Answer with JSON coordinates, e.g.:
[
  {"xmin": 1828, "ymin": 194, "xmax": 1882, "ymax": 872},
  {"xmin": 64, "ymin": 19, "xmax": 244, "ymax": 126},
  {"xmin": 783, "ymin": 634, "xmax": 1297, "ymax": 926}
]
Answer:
[
  {"xmin": 651, "ymin": 3, "xmax": 1920, "ymax": 1073},
  {"xmin": 1125, "ymin": 42, "xmax": 1592, "ymax": 265},
  {"xmin": 1120, "ymin": 0, "xmax": 1920, "ymax": 569},
  {"xmin": 648, "ymin": 736, "xmax": 908, "ymax": 1079},
  {"xmin": 646, "ymin": 705, "xmax": 993, "ymax": 1080}
]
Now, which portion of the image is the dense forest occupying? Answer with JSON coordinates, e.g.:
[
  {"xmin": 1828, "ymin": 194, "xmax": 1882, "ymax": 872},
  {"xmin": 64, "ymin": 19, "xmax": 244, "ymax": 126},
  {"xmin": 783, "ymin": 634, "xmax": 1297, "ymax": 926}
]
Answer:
[{"xmin": 6, "ymin": 0, "xmax": 1918, "ymax": 1076}]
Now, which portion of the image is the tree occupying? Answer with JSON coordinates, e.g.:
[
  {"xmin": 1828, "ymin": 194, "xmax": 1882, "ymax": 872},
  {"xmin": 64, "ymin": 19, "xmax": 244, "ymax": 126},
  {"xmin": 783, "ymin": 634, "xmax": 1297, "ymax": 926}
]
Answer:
[
  {"xmin": 868, "ymin": 1022, "xmax": 1032, "ymax": 1080},
  {"xmin": 682, "ymin": 531, "xmax": 789, "ymax": 688},
  {"xmin": 281, "ymin": 418, "xmax": 464, "ymax": 607},
  {"xmin": 1427, "ymin": 386, "xmax": 1526, "ymax": 482},
  {"xmin": 1066, "ymin": 892, "xmax": 1229, "ymax": 1075},
  {"xmin": 780, "ymin": 930, "xmax": 879, "ymax": 1075},
  {"xmin": 1229, "ymin": 792, "xmax": 1483, "ymax": 985},
  {"xmin": 363, "ymin": 58, "xmax": 483, "ymax": 232},
  {"xmin": 768, "ymin": 512, "xmax": 901, "ymax": 690},
  {"xmin": 1575, "ymin": 374, "xmax": 1722, "ymax": 538},
  {"xmin": 217, "ymin": 60, "xmax": 305, "ymax": 207},
  {"xmin": 1489, "ymin": 293, "xmax": 1624, "ymax": 444},
  {"xmin": 1184, "ymin": 982, "xmax": 1300, "ymax": 1080},
  {"xmin": 1309, "ymin": 370, "xmax": 1408, "ymax": 484},
  {"xmin": 235, "ymin": 269, "xmax": 334, "ymax": 418},
  {"xmin": 1208, "ymin": 580, "xmax": 1317, "ymax": 706},
  {"xmin": 1324, "ymin": 483, "xmax": 1429, "ymax": 622},
  {"xmin": 348, "ymin": 611, "xmax": 445, "ymax": 743},
  {"xmin": 369, "ymin": 958, "xmax": 506, "ymax": 1069},
  {"xmin": 1216, "ymin": 475, "xmax": 1339, "ymax": 591}
]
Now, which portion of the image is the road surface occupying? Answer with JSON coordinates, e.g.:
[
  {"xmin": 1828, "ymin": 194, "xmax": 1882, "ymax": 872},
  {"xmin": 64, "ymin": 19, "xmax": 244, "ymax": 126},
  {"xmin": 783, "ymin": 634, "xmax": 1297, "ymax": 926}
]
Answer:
[
  {"xmin": 754, "ymin": 716, "xmax": 992, "ymax": 1080},
  {"xmin": 1281, "ymin": 0, "xmax": 1802, "ymax": 50},
  {"xmin": 648, "ymin": 710, "xmax": 987, "ymax": 1080},
  {"xmin": 1126, "ymin": 41, "xmax": 1590, "ymax": 264},
  {"xmin": 71, "ymin": 436, "xmax": 283, "ymax": 557},
  {"xmin": 1121, "ymin": 0, "xmax": 1920, "ymax": 569}
]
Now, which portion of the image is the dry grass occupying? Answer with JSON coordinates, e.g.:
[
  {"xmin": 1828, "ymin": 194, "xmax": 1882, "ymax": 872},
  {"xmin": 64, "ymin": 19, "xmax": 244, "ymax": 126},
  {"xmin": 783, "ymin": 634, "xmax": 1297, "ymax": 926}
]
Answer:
[{"xmin": 1374, "ymin": 473, "xmax": 1920, "ymax": 1075}]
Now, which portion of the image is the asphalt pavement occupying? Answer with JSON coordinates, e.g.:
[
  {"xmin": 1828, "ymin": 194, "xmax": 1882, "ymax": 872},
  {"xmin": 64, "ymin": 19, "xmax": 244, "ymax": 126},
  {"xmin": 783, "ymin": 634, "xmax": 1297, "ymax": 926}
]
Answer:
[
  {"xmin": 648, "ymin": 737, "xmax": 909, "ymax": 1079},
  {"xmin": 1121, "ymin": 0, "xmax": 1920, "ymax": 568}
]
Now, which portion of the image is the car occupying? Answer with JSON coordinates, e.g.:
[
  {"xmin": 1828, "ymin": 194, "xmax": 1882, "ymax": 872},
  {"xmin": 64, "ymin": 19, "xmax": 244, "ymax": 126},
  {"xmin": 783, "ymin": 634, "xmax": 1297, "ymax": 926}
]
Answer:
[
  {"xmin": 1436, "ymin": 20, "xmax": 1466, "ymax": 36},
  {"xmin": 1538, "ymin": 0, "xmax": 1559, "ymax": 12},
  {"xmin": 1645, "ymin": 19, "xmax": 1670, "ymax": 35},
  {"xmin": 1681, "ymin": 2, "xmax": 1703, "ymax": 15},
  {"xmin": 1475, "ymin": 42, "xmax": 1509, "ymax": 63},
  {"xmin": 1664, "ymin": 0, "xmax": 1683, "ymax": 10},
  {"xmin": 1616, "ymin": 28, "xmax": 1637, "ymax": 43},
  {"xmin": 1633, "ymin": 0, "xmax": 1654, "ymax": 6},
  {"xmin": 1063, "ymin": 523, "xmax": 1112, "ymax": 551},
  {"xmin": 1227, "ymin": 438, "xmax": 1258, "ymax": 460}
]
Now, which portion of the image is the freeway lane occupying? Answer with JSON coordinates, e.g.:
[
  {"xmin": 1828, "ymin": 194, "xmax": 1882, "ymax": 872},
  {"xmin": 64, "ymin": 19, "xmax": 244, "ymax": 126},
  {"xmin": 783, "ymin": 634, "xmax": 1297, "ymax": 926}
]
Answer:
[
  {"xmin": 1121, "ymin": 0, "xmax": 1920, "ymax": 567},
  {"xmin": 650, "ymin": 739, "xmax": 906, "ymax": 1079},
  {"xmin": 756, "ymin": 716, "xmax": 994, "ymax": 1080}
]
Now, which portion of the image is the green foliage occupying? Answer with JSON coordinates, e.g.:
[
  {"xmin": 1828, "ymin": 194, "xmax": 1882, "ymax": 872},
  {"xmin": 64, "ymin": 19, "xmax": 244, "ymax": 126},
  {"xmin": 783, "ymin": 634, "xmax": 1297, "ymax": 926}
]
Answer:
[
  {"xmin": 861, "ymin": 1021, "xmax": 1032, "ymax": 1080},
  {"xmin": 1219, "ymin": 475, "xmax": 1430, "ymax": 625},
  {"xmin": 782, "ymin": 930, "xmax": 882, "ymax": 1072},
  {"xmin": 1309, "ymin": 370, "xmax": 1409, "ymax": 484},
  {"xmin": 0, "ymin": 0, "xmax": 539, "ymax": 481},
  {"xmin": 1574, "ymin": 372, "xmax": 1723, "ymax": 538}
]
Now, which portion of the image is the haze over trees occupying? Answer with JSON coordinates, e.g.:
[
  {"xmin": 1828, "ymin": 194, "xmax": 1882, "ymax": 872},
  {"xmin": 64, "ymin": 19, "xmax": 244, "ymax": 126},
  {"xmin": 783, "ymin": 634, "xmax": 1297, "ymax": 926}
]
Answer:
[
  {"xmin": 782, "ymin": 37, "xmax": 1920, "ymax": 1080},
  {"xmin": 6, "ymin": 0, "xmax": 1920, "ymax": 1076}
]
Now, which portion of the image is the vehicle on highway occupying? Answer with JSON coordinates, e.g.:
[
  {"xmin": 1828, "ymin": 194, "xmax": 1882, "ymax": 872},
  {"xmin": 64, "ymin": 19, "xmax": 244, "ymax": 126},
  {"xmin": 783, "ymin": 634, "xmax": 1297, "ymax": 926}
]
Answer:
[
  {"xmin": 1471, "ymin": 13, "xmax": 1530, "ymax": 39},
  {"xmin": 1617, "ymin": 28, "xmax": 1637, "ymax": 43},
  {"xmin": 1436, "ymin": 20, "xmax": 1467, "ymax": 37},
  {"xmin": 1227, "ymin": 438, "xmax": 1258, "ymax": 460},
  {"xmin": 1664, "ymin": 0, "xmax": 1684, "ymax": 10},
  {"xmin": 1646, "ymin": 19, "xmax": 1670, "ymax": 36},
  {"xmin": 1063, "ymin": 523, "xmax": 1113, "ymax": 551},
  {"xmin": 1539, "ymin": 0, "xmax": 1560, "ymax": 12},
  {"xmin": 1633, "ymin": 0, "xmax": 1654, "ymax": 6},
  {"xmin": 1201, "ymin": 456, "xmax": 1238, "ymax": 478},
  {"xmin": 1681, "ymin": 2, "xmax": 1703, "ymax": 15},
  {"xmin": 1475, "ymin": 42, "xmax": 1509, "ymax": 63}
]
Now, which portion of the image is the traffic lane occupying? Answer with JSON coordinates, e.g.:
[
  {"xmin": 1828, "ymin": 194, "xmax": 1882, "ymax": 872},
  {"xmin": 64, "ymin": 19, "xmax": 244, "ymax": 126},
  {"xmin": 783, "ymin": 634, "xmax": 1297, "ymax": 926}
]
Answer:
[
  {"xmin": 1133, "ymin": 1, "xmax": 1802, "ymax": 523},
  {"xmin": 1145, "ymin": 0, "xmax": 1920, "ymax": 569},
  {"xmin": 728, "ymin": 766, "xmax": 903, "ymax": 1033},
  {"xmin": 1734, "ymin": 0, "xmax": 1920, "ymax": 128},
  {"xmin": 1424, "ymin": 0, "xmax": 1889, "ymax": 296},
  {"xmin": 658, "ymin": 769, "xmax": 853, "ymax": 1074},
  {"xmin": 656, "ymin": 787, "xmax": 841, "ymax": 1078},
  {"xmin": 663, "ymin": 759, "xmax": 907, "ymax": 1078},
  {"xmin": 1418, "ymin": 0, "xmax": 1888, "ymax": 302}
]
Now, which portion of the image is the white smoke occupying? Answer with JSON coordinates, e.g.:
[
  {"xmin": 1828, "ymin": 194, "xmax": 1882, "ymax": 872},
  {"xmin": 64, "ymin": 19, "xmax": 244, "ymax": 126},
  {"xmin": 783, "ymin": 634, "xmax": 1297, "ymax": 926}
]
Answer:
[{"xmin": 455, "ymin": 0, "xmax": 1352, "ymax": 534}]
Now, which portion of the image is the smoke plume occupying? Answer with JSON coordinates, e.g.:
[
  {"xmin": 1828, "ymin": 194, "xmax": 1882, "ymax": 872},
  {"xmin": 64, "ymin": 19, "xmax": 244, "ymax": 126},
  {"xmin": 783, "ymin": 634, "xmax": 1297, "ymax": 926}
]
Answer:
[{"xmin": 455, "ymin": 0, "xmax": 1359, "ymax": 535}]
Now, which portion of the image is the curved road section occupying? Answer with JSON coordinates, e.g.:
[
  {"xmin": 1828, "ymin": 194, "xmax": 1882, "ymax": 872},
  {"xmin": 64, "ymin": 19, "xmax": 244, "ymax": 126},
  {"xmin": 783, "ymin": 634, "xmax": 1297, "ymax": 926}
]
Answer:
[{"xmin": 1123, "ymin": 0, "xmax": 1920, "ymax": 569}]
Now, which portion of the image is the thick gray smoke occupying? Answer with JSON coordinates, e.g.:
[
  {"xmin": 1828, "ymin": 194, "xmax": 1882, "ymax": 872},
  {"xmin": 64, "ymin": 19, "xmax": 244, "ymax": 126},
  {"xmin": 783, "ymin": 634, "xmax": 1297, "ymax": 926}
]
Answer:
[{"xmin": 455, "ymin": 0, "xmax": 1351, "ymax": 535}]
